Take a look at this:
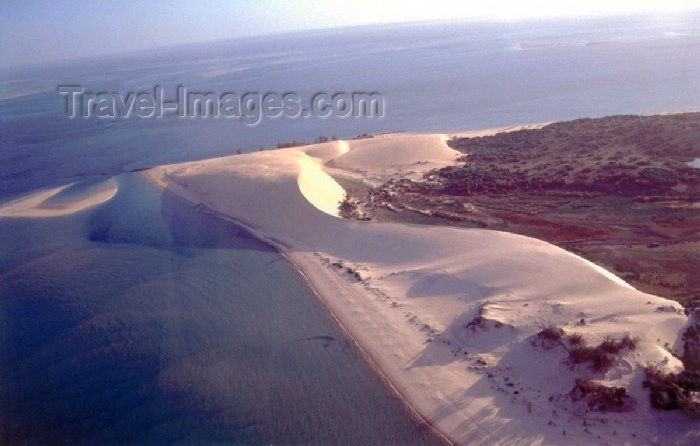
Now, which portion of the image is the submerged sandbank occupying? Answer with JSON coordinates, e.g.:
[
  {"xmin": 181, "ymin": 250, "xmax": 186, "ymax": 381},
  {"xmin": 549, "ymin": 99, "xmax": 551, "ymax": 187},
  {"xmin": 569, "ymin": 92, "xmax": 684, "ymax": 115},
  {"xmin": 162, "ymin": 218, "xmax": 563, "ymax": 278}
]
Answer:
[{"xmin": 0, "ymin": 178, "xmax": 118, "ymax": 218}]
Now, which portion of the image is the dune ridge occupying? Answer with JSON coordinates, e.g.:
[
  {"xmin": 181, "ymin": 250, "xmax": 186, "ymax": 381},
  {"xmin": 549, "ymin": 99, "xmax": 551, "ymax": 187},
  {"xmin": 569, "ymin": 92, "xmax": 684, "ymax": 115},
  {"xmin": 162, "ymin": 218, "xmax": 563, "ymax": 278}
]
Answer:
[{"xmin": 149, "ymin": 134, "xmax": 696, "ymax": 445}]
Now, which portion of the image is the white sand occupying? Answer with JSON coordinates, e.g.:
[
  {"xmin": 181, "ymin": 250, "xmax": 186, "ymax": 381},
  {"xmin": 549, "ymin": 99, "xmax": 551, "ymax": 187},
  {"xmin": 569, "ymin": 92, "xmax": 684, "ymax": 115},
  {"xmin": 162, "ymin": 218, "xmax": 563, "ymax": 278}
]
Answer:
[
  {"xmin": 447, "ymin": 122, "xmax": 551, "ymax": 139},
  {"xmin": 322, "ymin": 134, "xmax": 461, "ymax": 185},
  {"xmin": 148, "ymin": 135, "xmax": 697, "ymax": 445},
  {"xmin": 0, "ymin": 178, "xmax": 117, "ymax": 218}
]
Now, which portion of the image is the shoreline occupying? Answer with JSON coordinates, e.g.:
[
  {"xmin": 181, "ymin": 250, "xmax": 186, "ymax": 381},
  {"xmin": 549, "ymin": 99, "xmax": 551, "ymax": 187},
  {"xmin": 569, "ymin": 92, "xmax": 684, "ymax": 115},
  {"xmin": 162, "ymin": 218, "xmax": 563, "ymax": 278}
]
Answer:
[
  {"xmin": 288, "ymin": 255, "xmax": 454, "ymax": 445},
  {"xmin": 145, "ymin": 125, "xmax": 695, "ymax": 445},
  {"xmin": 154, "ymin": 184, "xmax": 456, "ymax": 445}
]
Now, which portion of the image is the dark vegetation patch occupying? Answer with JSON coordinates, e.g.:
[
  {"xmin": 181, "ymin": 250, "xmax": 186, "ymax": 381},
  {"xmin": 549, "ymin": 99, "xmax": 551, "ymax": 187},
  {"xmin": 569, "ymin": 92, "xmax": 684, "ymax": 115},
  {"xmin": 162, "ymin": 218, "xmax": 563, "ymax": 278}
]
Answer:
[
  {"xmin": 534, "ymin": 325, "xmax": 566, "ymax": 349},
  {"xmin": 643, "ymin": 365, "xmax": 700, "ymax": 418},
  {"xmin": 571, "ymin": 378, "xmax": 630, "ymax": 412},
  {"xmin": 276, "ymin": 134, "xmax": 339, "ymax": 148},
  {"xmin": 340, "ymin": 113, "xmax": 700, "ymax": 308},
  {"xmin": 531, "ymin": 325, "xmax": 639, "ymax": 374}
]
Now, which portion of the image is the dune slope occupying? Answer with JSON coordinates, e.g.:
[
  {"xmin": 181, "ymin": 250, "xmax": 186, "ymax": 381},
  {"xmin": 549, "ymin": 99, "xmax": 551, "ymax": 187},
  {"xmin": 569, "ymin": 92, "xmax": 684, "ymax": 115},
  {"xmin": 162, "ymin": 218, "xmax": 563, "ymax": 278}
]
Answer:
[{"xmin": 149, "ymin": 136, "xmax": 696, "ymax": 445}]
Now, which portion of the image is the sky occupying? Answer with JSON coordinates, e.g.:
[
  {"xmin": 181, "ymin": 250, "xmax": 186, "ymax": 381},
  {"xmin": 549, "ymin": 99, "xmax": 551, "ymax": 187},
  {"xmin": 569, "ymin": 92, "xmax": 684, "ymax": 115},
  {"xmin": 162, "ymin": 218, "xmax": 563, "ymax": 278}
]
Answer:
[{"xmin": 1, "ymin": 0, "xmax": 700, "ymax": 67}]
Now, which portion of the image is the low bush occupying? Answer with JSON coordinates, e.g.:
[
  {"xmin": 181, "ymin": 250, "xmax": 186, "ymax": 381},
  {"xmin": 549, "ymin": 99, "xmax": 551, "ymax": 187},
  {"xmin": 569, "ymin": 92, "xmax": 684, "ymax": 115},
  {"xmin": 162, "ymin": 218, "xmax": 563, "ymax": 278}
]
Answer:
[
  {"xmin": 568, "ymin": 334, "xmax": 638, "ymax": 373},
  {"xmin": 569, "ymin": 346, "xmax": 614, "ymax": 373},
  {"xmin": 571, "ymin": 378, "xmax": 629, "ymax": 411},
  {"xmin": 568, "ymin": 333, "xmax": 585, "ymax": 348},
  {"xmin": 534, "ymin": 325, "xmax": 566, "ymax": 350},
  {"xmin": 620, "ymin": 333, "xmax": 640, "ymax": 350},
  {"xmin": 599, "ymin": 336, "xmax": 624, "ymax": 354},
  {"xmin": 682, "ymin": 318, "xmax": 700, "ymax": 371},
  {"xmin": 643, "ymin": 365, "xmax": 700, "ymax": 417},
  {"xmin": 538, "ymin": 325, "xmax": 565, "ymax": 341},
  {"xmin": 599, "ymin": 334, "xmax": 639, "ymax": 354}
]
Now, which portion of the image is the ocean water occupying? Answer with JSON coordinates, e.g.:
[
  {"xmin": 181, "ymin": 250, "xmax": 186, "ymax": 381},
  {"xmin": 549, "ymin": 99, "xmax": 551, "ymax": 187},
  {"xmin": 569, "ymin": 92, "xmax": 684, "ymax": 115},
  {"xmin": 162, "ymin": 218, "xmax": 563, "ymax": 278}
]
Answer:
[
  {"xmin": 1, "ymin": 15, "xmax": 699, "ymax": 444},
  {"xmin": 0, "ymin": 174, "xmax": 444, "ymax": 445},
  {"xmin": 1, "ymin": 15, "xmax": 699, "ymax": 201}
]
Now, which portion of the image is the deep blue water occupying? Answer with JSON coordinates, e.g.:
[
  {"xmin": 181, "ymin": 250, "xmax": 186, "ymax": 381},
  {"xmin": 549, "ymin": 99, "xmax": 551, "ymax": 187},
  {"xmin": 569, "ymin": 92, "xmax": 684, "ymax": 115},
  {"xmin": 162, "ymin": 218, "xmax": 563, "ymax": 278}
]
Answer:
[
  {"xmin": 1, "ymin": 15, "xmax": 700, "ymax": 445},
  {"xmin": 1, "ymin": 15, "xmax": 699, "ymax": 202}
]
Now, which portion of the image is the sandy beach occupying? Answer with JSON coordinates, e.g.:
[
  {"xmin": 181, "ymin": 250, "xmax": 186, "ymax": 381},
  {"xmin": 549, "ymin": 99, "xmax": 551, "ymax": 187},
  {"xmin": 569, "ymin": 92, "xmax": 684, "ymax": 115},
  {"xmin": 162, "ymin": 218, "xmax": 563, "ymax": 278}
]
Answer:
[
  {"xmin": 2, "ymin": 127, "xmax": 693, "ymax": 444},
  {"xmin": 142, "ymin": 127, "xmax": 698, "ymax": 445},
  {"xmin": 4, "ymin": 2, "xmax": 700, "ymax": 442}
]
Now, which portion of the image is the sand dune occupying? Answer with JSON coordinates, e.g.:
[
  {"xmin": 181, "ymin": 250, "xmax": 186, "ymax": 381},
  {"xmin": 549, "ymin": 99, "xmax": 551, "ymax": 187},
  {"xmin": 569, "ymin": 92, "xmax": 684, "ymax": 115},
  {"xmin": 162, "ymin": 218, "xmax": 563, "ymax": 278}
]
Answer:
[
  {"xmin": 297, "ymin": 151, "xmax": 346, "ymax": 217},
  {"xmin": 331, "ymin": 133, "xmax": 459, "ymax": 170},
  {"xmin": 0, "ymin": 178, "xmax": 118, "ymax": 218},
  {"xmin": 149, "ymin": 135, "xmax": 696, "ymax": 445}
]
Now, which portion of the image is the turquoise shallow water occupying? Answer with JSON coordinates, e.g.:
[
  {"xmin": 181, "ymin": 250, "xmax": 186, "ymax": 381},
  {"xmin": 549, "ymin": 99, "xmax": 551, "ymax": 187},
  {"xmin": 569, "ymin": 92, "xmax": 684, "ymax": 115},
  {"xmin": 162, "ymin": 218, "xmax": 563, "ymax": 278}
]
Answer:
[{"xmin": 0, "ymin": 174, "xmax": 445, "ymax": 445}]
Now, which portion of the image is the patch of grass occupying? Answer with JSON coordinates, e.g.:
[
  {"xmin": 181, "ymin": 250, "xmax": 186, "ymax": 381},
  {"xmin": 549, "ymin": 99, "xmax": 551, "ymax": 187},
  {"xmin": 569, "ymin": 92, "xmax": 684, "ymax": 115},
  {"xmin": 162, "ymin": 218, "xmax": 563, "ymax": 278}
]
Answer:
[
  {"xmin": 569, "ymin": 346, "xmax": 615, "ymax": 373},
  {"xmin": 568, "ymin": 333, "xmax": 585, "ymax": 348},
  {"xmin": 568, "ymin": 334, "xmax": 638, "ymax": 373},
  {"xmin": 599, "ymin": 334, "xmax": 638, "ymax": 354},
  {"xmin": 599, "ymin": 336, "xmax": 625, "ymax": 354},
  {"xmin": 620, "ymin": 333, "xmax": 640, "ymax": 350}
]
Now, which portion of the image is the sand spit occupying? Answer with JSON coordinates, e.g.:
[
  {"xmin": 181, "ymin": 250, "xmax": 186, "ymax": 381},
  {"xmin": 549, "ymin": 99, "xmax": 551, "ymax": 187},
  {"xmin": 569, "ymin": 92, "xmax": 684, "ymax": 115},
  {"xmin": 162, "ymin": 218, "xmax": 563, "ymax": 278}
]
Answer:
[
  {"xmin": 148, "ymin": 135, "xmax": 696, "ymax": 445},
  {"xmin": 0, "ymin": 178, "xmax": 118, "ymax": 218}
]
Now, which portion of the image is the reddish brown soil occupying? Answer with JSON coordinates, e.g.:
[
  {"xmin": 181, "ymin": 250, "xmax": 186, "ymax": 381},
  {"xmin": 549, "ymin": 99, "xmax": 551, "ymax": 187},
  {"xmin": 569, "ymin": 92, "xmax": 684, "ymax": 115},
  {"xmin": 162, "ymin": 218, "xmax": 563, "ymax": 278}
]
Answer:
[{"xmin": 341, "ymin": 113, "xmax": 700, "ymax": 308}]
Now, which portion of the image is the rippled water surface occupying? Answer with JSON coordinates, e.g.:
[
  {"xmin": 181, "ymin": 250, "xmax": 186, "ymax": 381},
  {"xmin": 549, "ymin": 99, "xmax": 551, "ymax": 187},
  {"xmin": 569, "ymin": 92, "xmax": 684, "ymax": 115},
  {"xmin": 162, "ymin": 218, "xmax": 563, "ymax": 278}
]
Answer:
[
  {"xmin": 1, "ymin": 15, "xmax": 699, "ymax": 444},
  {"xmin": 0, "ymin": 174, "xmax": 445, "ymax": 444}
]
